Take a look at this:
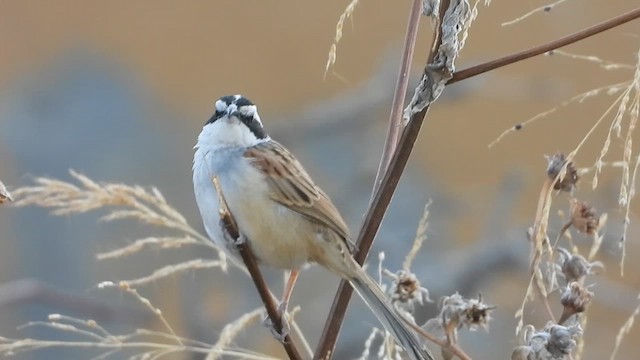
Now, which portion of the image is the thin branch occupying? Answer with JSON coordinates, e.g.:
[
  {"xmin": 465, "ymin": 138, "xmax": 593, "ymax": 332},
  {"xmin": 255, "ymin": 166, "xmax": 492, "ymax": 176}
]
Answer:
[
  {"xmin": 371, "ymin": 0, "xmax": 422, "ymax": 195},
  {"xmin": 211, "ymin": 178, "xmax": 302, "ymax": 360},
  {"xmin": 314, "ymin": 1, "xmax": 449, "ymax": 358},
  {"xmin": 449, "ymin": 7, "xmax": 640, "ymax": 85},
  {"xmin": 406, "ymin": 321, "xmax": 472, "ymax": 360}
]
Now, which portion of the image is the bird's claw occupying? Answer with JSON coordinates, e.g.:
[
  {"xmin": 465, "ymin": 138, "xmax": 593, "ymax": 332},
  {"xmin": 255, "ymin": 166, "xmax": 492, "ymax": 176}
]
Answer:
[
  {"xmin": 219, "ymin": 219, "xmax": 247, "ymax": 246},
  {"xmin": 262, "ymin": 302, "xmax": 290, "ymax": 342},
  {"xmin": 233, "ymin": 234, "xmax": 247, "ymax": 246}
]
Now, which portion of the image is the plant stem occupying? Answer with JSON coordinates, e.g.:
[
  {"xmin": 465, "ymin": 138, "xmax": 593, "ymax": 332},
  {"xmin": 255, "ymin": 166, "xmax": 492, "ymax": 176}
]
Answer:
[
  {"xmin": 449, "ymin": 7, "xmax": 640, "ymax": 85},
  {"xmin": 314, "ymin": 1, "xmax": 448, "ymax": 358}
]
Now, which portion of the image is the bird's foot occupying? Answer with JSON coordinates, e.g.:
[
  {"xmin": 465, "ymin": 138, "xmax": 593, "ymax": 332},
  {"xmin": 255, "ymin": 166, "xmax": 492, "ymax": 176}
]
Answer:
[
  {"xmin": 233, "ymin": 233, "xmax": 247, "ymax": 246},
  {"xmin": 219, "ymin": 219, "xmax": 247, "ymax": 246},
  {"xmin": 262, "ymin": 301, "xmax": 290, "ymax": 342}
]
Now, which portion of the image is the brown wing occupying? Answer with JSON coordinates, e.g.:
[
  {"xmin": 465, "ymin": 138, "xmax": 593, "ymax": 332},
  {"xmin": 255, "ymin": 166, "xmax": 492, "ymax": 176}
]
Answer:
[{"xmin": 244, "ymin": 141, "xmax": 353, "ymax": 248}]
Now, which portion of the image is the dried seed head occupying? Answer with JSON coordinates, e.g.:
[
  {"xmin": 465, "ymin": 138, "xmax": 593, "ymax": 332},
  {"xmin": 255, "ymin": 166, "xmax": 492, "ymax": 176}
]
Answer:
[
  {"xmin": 570, "ymin": 198, "xmax": 602, "ymax": 235},
  {"xmin": 559, "ymin": 282, "xmax": 593, "ymax": 323},
  {"xmin": 390, "ymin": 270, "xmax": 431, "ymax": 306},
  {"xmin": 516, "ymin": 323, "xmax": 583, "ymax": 359},
  {"xmin": 546, "ymin": 323, "xmax": 582, "ymax": 357},
  {"xmin": 440, "ymin": 293, "xmax": 496, "ymax": 331},
  {"xmin": 557, "ymin": 248, "xmax": 589, "ymax": 283},
  {"xmin": 546, "ymin": 153, "xmax": 579, "ymax": 192}
]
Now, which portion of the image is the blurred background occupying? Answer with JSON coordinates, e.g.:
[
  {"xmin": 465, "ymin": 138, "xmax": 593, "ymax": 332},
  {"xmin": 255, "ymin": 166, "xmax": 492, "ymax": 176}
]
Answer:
[{"xmin": 1, "ymin": 1, "xmax": 639, "ymax": 359}]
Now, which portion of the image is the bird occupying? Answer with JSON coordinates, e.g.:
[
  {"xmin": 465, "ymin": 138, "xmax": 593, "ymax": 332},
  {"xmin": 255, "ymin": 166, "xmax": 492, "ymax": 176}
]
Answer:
[{"xmin": 192, "ymin": 94, "xmax": 432, "ymax": 360}]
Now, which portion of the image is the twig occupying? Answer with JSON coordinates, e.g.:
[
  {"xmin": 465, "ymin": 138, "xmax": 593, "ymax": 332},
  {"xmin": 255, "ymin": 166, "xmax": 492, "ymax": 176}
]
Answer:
[
  {"xmin": 211, "ymin": 178, "xmax": 302, "ymax": 360},
  {"xmin": 314, "ymin": 1, "xmax": 448, "ymax": 358},
  {"xmin": 404, "ymin": 319, "xmax": 472, "ymax": 360},
  {"xmin": 449, "ymin": 7, "xmax": 640, "ymax": 85},
  {"xmin": 371, "ymin": 0, "xmax": 421, "ymax": 195}
]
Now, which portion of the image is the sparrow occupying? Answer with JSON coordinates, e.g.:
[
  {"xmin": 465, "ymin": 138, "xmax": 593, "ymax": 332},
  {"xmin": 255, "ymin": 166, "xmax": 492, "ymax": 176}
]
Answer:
[{"xmin": 192, "ymin": 94, "xmax": 432, "ymax": 360}]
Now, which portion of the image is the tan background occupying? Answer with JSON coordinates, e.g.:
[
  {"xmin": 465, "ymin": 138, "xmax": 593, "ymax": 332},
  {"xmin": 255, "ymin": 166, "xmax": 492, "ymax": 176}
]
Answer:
[{"xmin": 1, "ymin": 1, "xmax": 639, "ymax": 359}]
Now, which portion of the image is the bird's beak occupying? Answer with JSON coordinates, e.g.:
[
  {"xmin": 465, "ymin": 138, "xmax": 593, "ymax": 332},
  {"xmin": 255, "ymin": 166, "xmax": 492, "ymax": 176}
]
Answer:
[{"xmin": 225, "ymin": 104, "xmax": 239, "ymax": 120}]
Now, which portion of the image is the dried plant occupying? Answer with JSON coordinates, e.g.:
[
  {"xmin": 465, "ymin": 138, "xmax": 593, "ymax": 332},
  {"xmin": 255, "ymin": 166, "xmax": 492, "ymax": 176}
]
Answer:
[
  {"xmin": 556, "ymin": 248, "xmax": 602, "ymax": 284},
  {"xmin": 559, "ymin": 282, "xmax": 593, "ymax": 324},
  {"xmin": 491, "ymin": 46, "xmax": 640, "ymax": 273},
  {"xmin": 12, "ymin": 170, "xmax": 234, "ymax": 279},
  {"xmin": 0, "ymin": 287, "xmax": 278, "ymax": 360},
  {"xmin": 502, "ymin": 0, "xmax": 571, "ymax": 26},
  {"xmin": 610, "ymin": 294, "xmax": 640, "ymax": 360},
  {"xmin": 484, "ymin": 27, "xmax": 640, "ymax": 358},
  {"xmin": 513, "ymin": 323, "xmax": 583, "ymax": 360},
  {"xmin": 546, "ymin": 153, "xmax": 579, "ymax": 193},
  {"xmin": 324, "ymin": 0, "xmax": 359, "ymax": 78},
  {"xmin": 4, "ymin": 171, "xmax": 312, "ymax": 359}
]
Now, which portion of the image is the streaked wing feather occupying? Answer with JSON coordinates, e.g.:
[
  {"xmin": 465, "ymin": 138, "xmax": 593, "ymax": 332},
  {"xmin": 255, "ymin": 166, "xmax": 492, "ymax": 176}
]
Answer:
[{"xmin": 244, "ymin": 141, "xmax": 352, "ymax": 248}]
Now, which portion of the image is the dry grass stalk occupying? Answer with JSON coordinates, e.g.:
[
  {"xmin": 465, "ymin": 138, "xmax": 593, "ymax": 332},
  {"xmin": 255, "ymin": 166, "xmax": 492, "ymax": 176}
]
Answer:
[
  {"xmin": 549, "ymin": 50, "xmax": 635, "ymax": 70},
  {"xmin": 12, "ymin": 170, "xmax": 233, "ymax": 272},
  {"xmin": 0, "ymin": 290, "xmax": 278, "ymax": 360},
  {"xmin": 403, "ymin": 199, "xmax": 432, "ymax": 270},
  {"xmin": 96, "ymin": 236, "xmax": 200, "ymax": 260},
  {"xmin": 517, "ymin": 153, "xmax": 583, "ymax": 334},
  {"xmin": 324, "ymin": 0, "xmax": 359, "ymax": 78},
  {"xmin": 491, "ymin": 47, "xmax": 640, "ymax": 275},
  {"xmin": 0, "ymin": 334, "xmax": 278, "ymax": 360},
  {"xmin": 8, "ymin": 171, "xmax": 314, "ymax": 358},
  {"xmin": 610, "ymin": 294, "xmax": 640, "ymax": 360},
  {"xmin": 109, "ymin": 281, "xmax": 183, "ymax": 346},
  {"xmin": 119, "ymin": 259, "xmax": 226, "ymax": 287},
  {"xmin": 617, "ymin": 49, "xmax": 640, "ymax": 272},
  {"xmin": 13, "ymin": 170, "xmax": 214, "ymax": 246},
  {"xmin": 207, "ymin": 307, "xmax": 265, "ymax": 360},
  {"xmin": 488, "ymin": 81, "xmax": 629, "ymax": 149},
  {"xmin": 459, "ymin": 0, "xmax": 486, "ymax": 50},
  {"xmin": 357, "ymin": 327, "xmax": 384, "ymax": 360},
  {"xmin": 502, "ymin": 0, "xmax": 570, "ymax": 26}
]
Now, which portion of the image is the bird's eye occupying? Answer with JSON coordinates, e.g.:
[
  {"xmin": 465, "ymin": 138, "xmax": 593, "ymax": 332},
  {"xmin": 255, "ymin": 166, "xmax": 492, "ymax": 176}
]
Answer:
[
  {"xmin": 207, "ymin": 109, "xmax": 226, "ymax": 124},
  {"xmin": 207, "ymin": 99, "xmax": 231, "ymax": 124}
]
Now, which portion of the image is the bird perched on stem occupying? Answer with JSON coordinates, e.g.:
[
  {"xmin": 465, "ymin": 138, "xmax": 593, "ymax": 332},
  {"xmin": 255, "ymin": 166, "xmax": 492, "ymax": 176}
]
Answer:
[{"xmin": 192, "ymin": 94, "xmax": 432, "ymax": 360}]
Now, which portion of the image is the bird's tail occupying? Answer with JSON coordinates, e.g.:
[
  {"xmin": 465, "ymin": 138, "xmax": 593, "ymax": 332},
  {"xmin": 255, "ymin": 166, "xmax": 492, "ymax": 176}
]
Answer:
[{"xmin": 350, "ymin": 266, "xmax": 433, "ymax": 360}]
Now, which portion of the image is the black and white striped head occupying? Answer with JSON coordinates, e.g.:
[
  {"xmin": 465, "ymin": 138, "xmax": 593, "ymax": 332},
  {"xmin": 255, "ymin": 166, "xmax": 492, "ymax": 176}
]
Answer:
[{"xmin": 198, "ymin": 95, "xmax": 269, "ymax": 148}]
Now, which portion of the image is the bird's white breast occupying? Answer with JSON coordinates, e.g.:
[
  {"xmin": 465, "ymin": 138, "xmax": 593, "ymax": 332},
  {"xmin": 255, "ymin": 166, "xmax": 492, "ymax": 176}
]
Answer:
[{"xmin": 192, "ymin": 144, "xmax": 314, "ymax": 270}]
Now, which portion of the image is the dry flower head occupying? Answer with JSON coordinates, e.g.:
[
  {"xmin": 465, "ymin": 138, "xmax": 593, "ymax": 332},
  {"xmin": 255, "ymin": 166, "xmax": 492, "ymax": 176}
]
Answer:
[
  {"xmin": 387, "ymin": 269, "xmax": 432, "ymax": 309},
  {"xmin": 440, "ymin": 293, "xmax": 496, "ymax": 332},
  {"xmin": 557, "ymin": 247, "xmax": 603, "ymax": 284},
  {"xmin": 569, "ymin": 198, "xmax": 603, "ymax": 235},
  {"xmin": 513, "ymin": 322, "xmax": 583, "ymax": 360},
  {"xmin": 559, "ymin": 282, "xmax": 593, "ymax": 324},
  {"xmin": 546, "ymin": 153, "xmax": 579, "ymax": 192}
]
